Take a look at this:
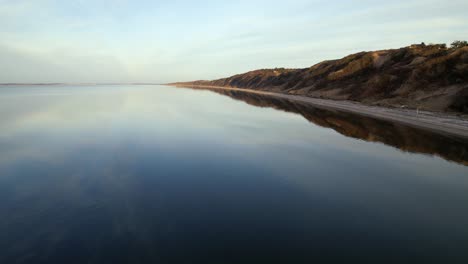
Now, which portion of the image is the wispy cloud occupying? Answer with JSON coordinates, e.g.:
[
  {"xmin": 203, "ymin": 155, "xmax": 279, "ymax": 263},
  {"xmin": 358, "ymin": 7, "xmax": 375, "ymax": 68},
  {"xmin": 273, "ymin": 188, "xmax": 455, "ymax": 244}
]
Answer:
[{"xmin": 0, "ymin": 0, "xmax": 467, "ymax": 82}]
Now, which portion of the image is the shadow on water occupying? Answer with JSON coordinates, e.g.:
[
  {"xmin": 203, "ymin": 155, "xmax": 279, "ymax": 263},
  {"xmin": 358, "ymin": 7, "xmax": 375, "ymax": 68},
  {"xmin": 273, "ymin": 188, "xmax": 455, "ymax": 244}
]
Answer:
[{"xmin": 179, "ymin": 86, "xmax": 468, "ymax": 166}]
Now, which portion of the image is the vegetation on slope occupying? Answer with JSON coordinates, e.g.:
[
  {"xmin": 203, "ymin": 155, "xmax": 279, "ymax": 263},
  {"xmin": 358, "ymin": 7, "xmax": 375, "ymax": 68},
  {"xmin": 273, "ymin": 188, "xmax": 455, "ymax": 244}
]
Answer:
[{"xmin": 172, "ymin": 42, "xmax": 468, "ymax": 113}]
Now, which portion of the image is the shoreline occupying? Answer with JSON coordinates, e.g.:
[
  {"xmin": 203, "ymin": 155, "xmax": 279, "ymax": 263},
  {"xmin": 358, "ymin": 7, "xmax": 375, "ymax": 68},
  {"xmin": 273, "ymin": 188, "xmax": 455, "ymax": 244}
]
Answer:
[{"xmin": 168, "ymin": 84, "xmax": 468, "ymax": 139}]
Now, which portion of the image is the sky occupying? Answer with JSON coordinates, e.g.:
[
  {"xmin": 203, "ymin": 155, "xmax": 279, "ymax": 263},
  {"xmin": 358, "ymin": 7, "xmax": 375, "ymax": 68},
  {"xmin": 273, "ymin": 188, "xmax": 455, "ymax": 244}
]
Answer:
[{"xmin": 0, "ymin": 0, "xmax": 467, "ymax": 83}]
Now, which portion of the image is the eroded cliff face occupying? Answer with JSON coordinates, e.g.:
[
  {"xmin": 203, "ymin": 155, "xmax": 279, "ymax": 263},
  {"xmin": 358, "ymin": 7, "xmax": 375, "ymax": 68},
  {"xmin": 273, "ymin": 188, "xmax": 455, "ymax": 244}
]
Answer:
[
  {"xmin": 178, "ymin": 86, "xmax": 468, "ymax": 166},
  {"xmin": 173, "ymin": 44, "xmax": 468, "ymax": 113}
]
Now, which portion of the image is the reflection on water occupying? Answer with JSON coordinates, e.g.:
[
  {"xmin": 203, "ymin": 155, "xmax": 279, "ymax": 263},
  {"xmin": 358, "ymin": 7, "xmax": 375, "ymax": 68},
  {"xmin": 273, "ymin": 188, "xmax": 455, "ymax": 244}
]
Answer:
[
  {"xmin": 188, "ymin": 86, "xmax": 468, "ymax": 166},
  {"xmin": 1, "ymin": 85, "xmax": 468, "ymax": 264}
]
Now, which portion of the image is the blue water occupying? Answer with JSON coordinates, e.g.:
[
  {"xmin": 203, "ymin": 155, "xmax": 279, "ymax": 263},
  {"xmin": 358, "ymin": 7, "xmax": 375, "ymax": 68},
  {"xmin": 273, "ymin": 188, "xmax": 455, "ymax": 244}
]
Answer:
[{"xmin": 0, "ymin": 85, "xmax": 467, "ymax": 263}]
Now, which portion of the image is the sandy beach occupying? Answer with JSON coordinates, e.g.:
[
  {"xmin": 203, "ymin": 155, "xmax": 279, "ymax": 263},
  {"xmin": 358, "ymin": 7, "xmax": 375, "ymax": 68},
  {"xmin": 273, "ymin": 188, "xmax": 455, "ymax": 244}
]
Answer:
[{"xmin": 170, "ymin": 84, "xmax": 468, "ymax": 139}]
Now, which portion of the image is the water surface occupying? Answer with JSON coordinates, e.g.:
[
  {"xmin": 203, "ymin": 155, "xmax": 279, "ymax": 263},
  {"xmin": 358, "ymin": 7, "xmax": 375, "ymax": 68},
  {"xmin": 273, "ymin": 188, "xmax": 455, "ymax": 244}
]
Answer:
[{"xmin": 1, "ymin": 85, "xmax": 467, "ymax": 263}]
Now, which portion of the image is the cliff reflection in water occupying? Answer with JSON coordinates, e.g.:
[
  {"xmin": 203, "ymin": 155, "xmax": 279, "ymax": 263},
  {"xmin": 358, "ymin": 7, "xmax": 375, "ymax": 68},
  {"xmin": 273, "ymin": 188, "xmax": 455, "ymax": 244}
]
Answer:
[{"xmin": 181, "ymin": 86, "xmax": 468, "ymax": 166}]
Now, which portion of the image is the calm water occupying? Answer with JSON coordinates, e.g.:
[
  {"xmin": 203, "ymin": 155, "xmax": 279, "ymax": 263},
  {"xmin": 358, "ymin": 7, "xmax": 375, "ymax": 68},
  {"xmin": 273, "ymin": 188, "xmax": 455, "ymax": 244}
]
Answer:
[{"xmin": 1, "ymin": 85, "xmax": 468, "ymax": 263}]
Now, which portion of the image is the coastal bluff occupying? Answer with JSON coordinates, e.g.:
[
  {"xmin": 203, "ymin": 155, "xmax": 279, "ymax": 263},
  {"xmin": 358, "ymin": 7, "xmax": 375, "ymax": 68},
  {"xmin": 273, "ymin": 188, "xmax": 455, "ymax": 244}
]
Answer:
[{"xmin": 171, "ymin": 43, "xmax": 468, "ymax": 114}]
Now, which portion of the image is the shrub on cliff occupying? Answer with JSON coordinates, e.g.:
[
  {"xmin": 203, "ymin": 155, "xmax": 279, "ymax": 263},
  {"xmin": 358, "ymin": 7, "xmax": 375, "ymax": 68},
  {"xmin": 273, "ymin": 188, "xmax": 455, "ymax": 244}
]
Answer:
[{"xmin": 451, "ymin": 40, "xmax": 468, "ymax": 49}]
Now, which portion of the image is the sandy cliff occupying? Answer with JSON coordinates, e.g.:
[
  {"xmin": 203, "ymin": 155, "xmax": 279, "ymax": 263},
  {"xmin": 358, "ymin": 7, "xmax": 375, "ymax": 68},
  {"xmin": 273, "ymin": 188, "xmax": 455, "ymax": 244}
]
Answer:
[{"xmin": 172, "ymin": 44, "xmax": 468, "ymax": 113}]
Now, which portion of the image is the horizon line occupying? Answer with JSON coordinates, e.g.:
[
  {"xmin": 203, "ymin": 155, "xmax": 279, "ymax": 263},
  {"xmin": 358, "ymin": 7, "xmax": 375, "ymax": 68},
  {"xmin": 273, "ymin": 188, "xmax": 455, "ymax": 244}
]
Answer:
[{"xmin": 0, "ymin": 82, "xmax": 166, "ymax": 86}]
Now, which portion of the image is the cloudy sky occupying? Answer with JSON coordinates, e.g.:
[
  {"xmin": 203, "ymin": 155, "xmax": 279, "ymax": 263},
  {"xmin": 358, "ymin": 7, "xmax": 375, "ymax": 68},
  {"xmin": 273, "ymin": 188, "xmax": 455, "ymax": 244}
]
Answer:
[{"xmin": 0, "ymin": 0, "xmax": 467, "ymax": 83}]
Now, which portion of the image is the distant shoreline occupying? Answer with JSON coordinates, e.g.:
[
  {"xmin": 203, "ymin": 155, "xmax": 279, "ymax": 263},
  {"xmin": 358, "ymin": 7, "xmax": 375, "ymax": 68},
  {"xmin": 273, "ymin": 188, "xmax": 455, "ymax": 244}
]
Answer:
[
  {"xmin": 169, "ymin": 84, "xmax": 468, "ymax": 139},
  {"xmin": 170, "ymin": 44, "xmax": 468, "ymax": 114}
]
